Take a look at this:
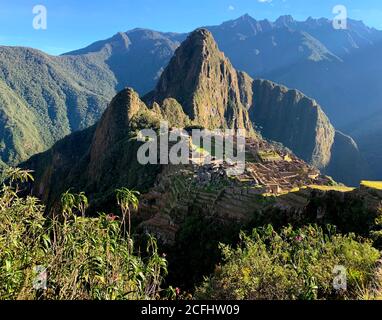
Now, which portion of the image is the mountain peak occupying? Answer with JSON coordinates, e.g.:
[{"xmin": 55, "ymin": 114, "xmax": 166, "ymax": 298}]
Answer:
[
  {"xmin": 190, "ymin": 28, "xmax": 213, "ymax": 39},
  {"xmin": 239, "ymin": 13, "xmax": 256, "ymax": 21},
  {"xmin": 275, "ymin": 15, "xmax": 295, "ymax": 27},
  {"xmin": 304, "ymin": 16, "xmax": 331, "ymax": 27},
  {"xmin": 186, "ymin": 28, "xmax": 219, "ymax": 54},
  {"xmin": 95, "ymin": 87, "xmax": 142, "ymax": 137},
  {"xmin": 88, "ymin": 87, "xmax": 149, "ymax": 176},
  {"xmin": 94, "ymin": 87, "xmax": 146, "ymax": 142},
  {"xmin": 143, "ymin": 29, "xmax": 253, "ymax": 130},
  {"xmin": 220, "ymin": 14, "xmax": 273, "ymax": 35},
  {"xmin": 105, "ymin": 32, "xmax": 131, "ymax": 51}
]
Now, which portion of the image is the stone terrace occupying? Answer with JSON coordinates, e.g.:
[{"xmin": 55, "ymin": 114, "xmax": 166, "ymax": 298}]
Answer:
[{"xmin": 138, "ymin": 135, "xmax": 333, "ymax": 244}]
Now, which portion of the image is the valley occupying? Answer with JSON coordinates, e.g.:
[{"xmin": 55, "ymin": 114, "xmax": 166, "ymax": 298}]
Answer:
[
  {"xmin": 1, "ymin": 14, "xmax": 381, "ymax": 185},
  {"xmin": 1, "ymin": 8, "xmax": 382, "ymax": 301},
  {"xmin": 17, "ymin": 29, "xmax": 382, "ymax": 293}
]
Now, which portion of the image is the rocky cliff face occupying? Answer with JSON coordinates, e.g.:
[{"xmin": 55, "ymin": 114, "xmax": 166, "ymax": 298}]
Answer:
[
  {"xmin": 144, "ymin": 29, "xmax": 253, "ymax": 131},
  {"xmin": 88, "ymin": 88, "xmax": 152, "ymax": 178},
  {"xmin": 248, "ymin": 79, "xmax": 363, "ymax": 185},
  {"xmin": 24, "ymin": 88, "xmax": 162, "ymax": 211},
  {"xmin": 323, "ymin": 131, "xmax": 369, "ymax": 186},
  {"xmin": 21, "ymin": 29, "xmax": 382, "ymax": 288},
  {"xmin": 141, "ymin": 30, "xmax": 364, "ymax": 185},
  {"xmin": 1, "ymin": 17, "xmax": 372, "ymax": 186},
  {"xmin": 249, "ymin": 79, "xmax": 335, "ymax": 169},
  {"xmin": 23, "ymin": 28, "xmax": 365, "ymax": 206}
]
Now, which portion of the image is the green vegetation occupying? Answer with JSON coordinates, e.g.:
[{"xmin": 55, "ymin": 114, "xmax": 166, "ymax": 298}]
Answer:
[
  {"xmin": 61, "ymin": 190, "xmax": 89, "ymax": 218},
  {"xmin": 361, "ymin": 181, "xmax": 382, "ymax": 190},
  {"xmin": 196, "ymin": 225, "xmax": 382, "ymax": 300},
  {"xmin": 116, "ymin": 188, "xmax": 140, "ymax": 237},
  {"xmin": 2, "ymin": 168, "xmax": 382, "ymax": 300},
  {"xmin": 257, "ymin": 150, "xmax": 282, "ymax": 162},
  {"xmin": 0, "ymin": 47, "xmax": 116, "ymax": 166},
  {"xmin": 1, "ymin": 27, "xmax": 381, "ymax": 301},
  {"xmin": 160, "ymin": 98, "xmax": 191, "ymax": 128},
  {"xmin": 0, "ymin": 169, "xmax": 168, "ymax": 300},
  {"xmin": 0, "ymin": 79, "xmax": 46, "ymax": 165},
  {"xmin": 308, "ymin": 185, "xmax": 355, "ymax": 192}
]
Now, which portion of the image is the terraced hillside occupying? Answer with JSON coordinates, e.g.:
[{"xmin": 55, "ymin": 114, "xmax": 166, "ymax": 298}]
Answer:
[
  {"xmin": 20, "ymin": 29, "xmax": 382, "ymax": 290},
  {"xmin": 138, "ymin": 135, "xmax": 334, "ymax": 245}
]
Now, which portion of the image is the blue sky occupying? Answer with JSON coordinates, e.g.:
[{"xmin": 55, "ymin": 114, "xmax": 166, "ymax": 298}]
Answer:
[{"xmin": 0, "ymin": 0, "xmax": 381, "ymax": 55}]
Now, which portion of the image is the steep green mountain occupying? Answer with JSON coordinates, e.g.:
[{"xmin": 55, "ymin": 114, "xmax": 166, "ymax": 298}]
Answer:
[
  {"xmin": 143, "ymin": 29, "xmax": 254, "ymax": 131},
  {"xmin": 61, "ymin": 15, "xmax": 382, "ymax": 131},
  {"xmin": 0, "ymin": 29, "xmax": 184, "ymax": 166},
  {"xmin": 24, "ymin": 29, "xmax": 361, "ymax": 211},
  {"xmin": 204, "ymin": 15, "xmax": 382, "ymax": 183},
  {"xmin": 0, "ymin": 46, "xmax": 115, "ymax": 165},
  {"xmin": 0, "ymin": 78, "xmax": 45, "ymax": 165},
  {"xmin": 249, "ymin": 79, "xmax": 366, "ymax": 184},
  {"xmin": 64, "ymin": 29, "xmax": 185, "ymax": 94},
  {"xmin": 145, "ymin": 30, "xmax": 363, "ymax": 184},
  {"xmin": 25, "ymin": 88, "xmax": 162, "ymax": 211},
  {"xmin": 0, "ymin": 15, "xmax": 376, "ymax": 184},
  {"xmin": 66, "ymin": 16, "xmax": 382, "ymax": 183},
  {"xmin": 250, "ymin": 79, "xmax": 335, "ymax": 170},
  {"xmin": 22, "ymin": 30, "xmax": 382, "ymax": 288},
  {"xmin": 204, "ymin": 14, "xmax": 382, "ymax": 131}
]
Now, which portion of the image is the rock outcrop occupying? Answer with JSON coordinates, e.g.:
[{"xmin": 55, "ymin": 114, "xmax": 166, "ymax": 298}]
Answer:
[
  {"xmin": 21, "ymin": 28, "xmax": 382, "ymax": 287},
  {"xmin": 249, "ymin": 79, "xmax": 335, "ymax": 170},
  {"xmin": 141, "ymin": 30, "xmax": 363, "ymax": 185},
  {"xmin": 248, "ymin": 79, "xmax": 363, "ymax": 185},
  {"xmin": 23, "ymin": 28, "xmax": 363, "ymax": 210},
  {"xmin": 144, "ymin": 29, "xmax": 254, "ymax": 131},
  {"xmin": 24, "ymin": 88, "xmax": 162, "ymax": 211}
]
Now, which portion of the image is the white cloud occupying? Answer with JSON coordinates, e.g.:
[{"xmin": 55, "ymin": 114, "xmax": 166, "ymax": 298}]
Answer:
[
  {"xmin": 258, "ymin": 0, "xmax": 272, "ymax": 3},
  {"xmin": 228, "ymin": 5, "xmax": 235, "ymax": 11}
]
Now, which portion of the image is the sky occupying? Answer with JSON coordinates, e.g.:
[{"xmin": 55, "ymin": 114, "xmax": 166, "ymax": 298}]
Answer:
[{"xmin": 0, "ymin": 0, "xmax": 381, "ymax": 55}]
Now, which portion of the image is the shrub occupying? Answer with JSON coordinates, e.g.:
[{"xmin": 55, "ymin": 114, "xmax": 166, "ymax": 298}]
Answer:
[
  {"xmin": 0, "ymin": 169, "xmax": 168, "ymax": 300},
  {"xmin": 195, "ymin": 225, "xmax": 382, "ymax": 300}
]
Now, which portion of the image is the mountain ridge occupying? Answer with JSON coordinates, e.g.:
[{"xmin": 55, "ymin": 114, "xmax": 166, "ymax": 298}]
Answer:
[
  {"xmin": 0, "ymin": 14, "xmax": 379, "ymax": 184},
  {"xmin": 23, "ymin": 28, "xmax": 363, "ymax": 211},
  {"xmin": 143, "ymin": 28, "xmax": 254, "ymax": 131}
]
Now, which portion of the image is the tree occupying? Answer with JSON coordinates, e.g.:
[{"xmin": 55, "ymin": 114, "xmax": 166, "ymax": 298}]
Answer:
[
  {"xmin": 75, "ymin": 192, "xmax": 89, "ymax": 218},
  {"xmin": 61, "ymin": 190, "xmax": 89, "ymax": 219},
  {"xmin": 61, "ymin": 190, "xmax": 76, "ymax": 221},
  {"xmin": 116, "ymin": 188, "xmax": 140, "ymax": 237}
]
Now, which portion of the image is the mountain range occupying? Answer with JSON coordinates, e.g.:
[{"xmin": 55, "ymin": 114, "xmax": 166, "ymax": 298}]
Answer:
[
  {"xmin": 0, "ymin": 14, "xmax": 381, "ymax": 185},
  {"xmin": 20, "ymin": 30, "xmax": 382, "ymax": 288},
  {"xmin": 22, "ymin": 28, "xmax": 358, "ymax": 209}
]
